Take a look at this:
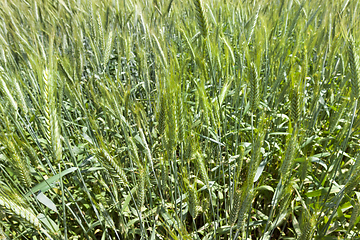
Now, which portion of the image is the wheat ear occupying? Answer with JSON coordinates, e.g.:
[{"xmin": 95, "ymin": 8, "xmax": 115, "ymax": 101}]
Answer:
[
  {"xmin": 290, "ymin": 85, "xmax": 300, "ymax": 125},
  {"xmin": 279, "ymin": 128, "xmax": 297, "ymax": 183},
  {"xmin": 0, "ymin": 195, "xmax": 41, "ymax": 230},
  {"xmin": 348, "ymin": 38, "xmax": 360, "ymax": 99},
  {"xmin": 94, "ymin": 148, "xmax": 128, "ymax": 185},
  {"xmin": 299, "ymin": 214, "xmax": 316, "ymax": 240},
  {"xmin": 193, "ymin": 0, "xmax": 208, "ymax": 38},
  {"xmin": 136, "ymin": 167, "xmax": 146, "ymax": 211},
  {"xmin": 349, "ymin": 203, "xmax": 360, "ymax": 232},
  {"xmin": 246, "ymin": 132, "xmax": 265, "ymax": 186},
  {"xmin": 229, "ymin": 188, "xmax": 242, "ymax": 225},
  {"xmin": 236, "ymin": 187, "xmax": 254, "ymax": 232},
  {"xmin": 188, "ymin": 183, "xmax": 199, "ymax": 219},
  {"xmin": 249, "ymin": 62, "xmax": 260, "ymax": 112},
  {"xmin": 43, "ymin": 69, "xmax": 62, "ymax": 164},
  {"xmin": 157, "ymin": 93, "xmax": 166, "ymax": 136}
]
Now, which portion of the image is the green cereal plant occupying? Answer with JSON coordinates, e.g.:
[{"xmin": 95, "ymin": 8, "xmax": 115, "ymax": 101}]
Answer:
[
  {"xmin": 348, "ymin": 38, "xmax": 360, "ymax": 99},
  {"xmin": 3, "ymin": 138, "xmax": 32, "ymax": 188},
  {"xmin": 299, "ymin": 213, "xmax": 316, "ymax": 240},
  {"xmin": 93, "ymin": 147, "xmax": 128, "ymax": 185},
  {"xmin": 249, "ymin": 62, "xmax": 260, "ymax": 113},
  {"xmin": 290, "ymin": 84, "xmax": 300, "ymax": 125},
  {"xmin": 157, "ymin": 92, "xmax": 167, "ymax": 136},
  {"xmin": 188, "ymin": 183, "xmax": 199, "ymax": 219},
  {"xmin": 136, "ymin": 167, "xmax": 146, "ymax": 211},
  {"xmin": 279, "ymin": 127, "xmax": 298, "ymax": 183},
  {"xmin": 229, "ymin": 188, "xmax": 242, "ymax": 226},
  {"xmin": 195, "ymin": 152, "xmax": 209, "ymax": 187},
  {"xmin": 0, "ymin": 194, "xmax": 41, "ymax": 231},
  {"xmin": 42, "ymin": 69, "xmax": 62, "ymax": 164},
  {"xmin": 235, "ymin": 187, "xmax": 254, "ymax": 237},
  {"xmin": 348, "ymin": 202, "xmax": 360, "ymax": 234},
  {"xmin": 166, "ymin": 94, "xmax": 177, "ymax": 153},
  {"xmin": 0, "ymin": 0, "xmax": 359, "ymax": 239},
  {"xmin": 246, "ymin": 131, "xmax": 265, "ymax": 187},
  {"xmin": 193, "ymin": 0, "xmax": 208, "ymax": 39},
  {"xmin": 176, "ymin": 93, "xmax": 185, "ymax": 143}
]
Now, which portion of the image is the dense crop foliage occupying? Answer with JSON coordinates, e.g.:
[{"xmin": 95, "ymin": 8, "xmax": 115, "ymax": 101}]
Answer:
[{"xmin": 0, "ymin": 0, "xmax": 359, "ymax": 239}]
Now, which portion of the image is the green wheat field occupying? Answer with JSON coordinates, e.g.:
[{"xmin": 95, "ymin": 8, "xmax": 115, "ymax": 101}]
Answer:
[{"xmin": 0, "ymin": 0, "xmax": 359, "ymax": 239}]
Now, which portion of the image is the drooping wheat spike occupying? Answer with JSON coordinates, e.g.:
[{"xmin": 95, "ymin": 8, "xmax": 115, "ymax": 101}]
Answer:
[
  {"xmin": 157, "ymin": 93, "xmax": 167, "ymax": 136},
  {"xmin": 236, "ymin": 187, "xmax": 254, "ymax": 231},
  {"xmin": 0, "ymin": 195, "xmax": 41, "ymax": 231},
  {"xmin": 195, "ymin": 152, "xmax": 209, "ymax": 186},
  {"xmin": 229, "ymin": 188, "xmax": 242, "ymax": 226},
  {"xmin": 246, "ymin": 132, "xmax": 265, "ymax": 186},
  {"xmin": 348, "ymin": 38, "xmax": 360, "ymax": 99},
  {"xmin": 249, "ymin": 62, "xmax": 260, "ymax": 112},
  {"xmin": 299, "ymin": 214, "xmax": 316, "ymax": 240},
  {"xmin": 188, "ymin": 183, "xmax": 199, "ymax": 219},
  {"xmin": 349, "ymin": 202, "xmax": 360, "ymax": 231},
  {"xmin": 136, "ymin": 167, "xmax": 146, "ymax": 211},
  {"xmin": 290, "ymin": 85, "xmax": 300, "ymax": 125},
  {"xmin": 193, "ymin": 0, "xmax": 208, "ymax": 38},
  {"xmin": 279, "ymin": 128, "xmax": 297, "ymax": 183},
  {"xmin": 94, "ymin": 148, "xmax": 128, "ymax": 185}
]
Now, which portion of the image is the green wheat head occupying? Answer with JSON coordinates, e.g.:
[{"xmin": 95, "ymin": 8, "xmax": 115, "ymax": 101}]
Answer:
[
  {"xmin": 348, "ymin": 38, "xmax": 360, "ymax": 99},
  {"xmin": 193, "ymin": 0, "xmax": 209, "ymax": 38}
]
